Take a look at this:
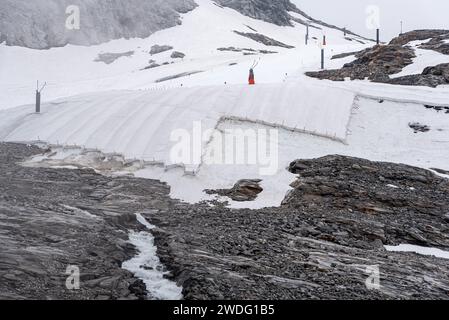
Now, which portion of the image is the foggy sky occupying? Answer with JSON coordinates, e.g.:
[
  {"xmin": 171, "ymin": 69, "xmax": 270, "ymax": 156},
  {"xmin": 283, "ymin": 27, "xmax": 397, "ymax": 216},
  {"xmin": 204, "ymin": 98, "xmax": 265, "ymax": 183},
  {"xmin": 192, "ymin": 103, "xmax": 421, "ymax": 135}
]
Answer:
[{"xmin": 291, "ymin": 0, "xmax": 449, "ymax": 41}]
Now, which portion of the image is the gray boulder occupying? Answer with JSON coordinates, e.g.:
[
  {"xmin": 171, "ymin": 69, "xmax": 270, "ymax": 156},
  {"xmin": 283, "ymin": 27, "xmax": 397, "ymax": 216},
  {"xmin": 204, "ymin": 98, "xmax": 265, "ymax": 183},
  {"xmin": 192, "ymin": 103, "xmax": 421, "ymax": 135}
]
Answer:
[
  {"xmin": 170, "ymin": 51, "xmax": 186, "ymax": 59},
  {"xmin": 205, "ymin": 179, "xmax": 263, "ymax": 202}
]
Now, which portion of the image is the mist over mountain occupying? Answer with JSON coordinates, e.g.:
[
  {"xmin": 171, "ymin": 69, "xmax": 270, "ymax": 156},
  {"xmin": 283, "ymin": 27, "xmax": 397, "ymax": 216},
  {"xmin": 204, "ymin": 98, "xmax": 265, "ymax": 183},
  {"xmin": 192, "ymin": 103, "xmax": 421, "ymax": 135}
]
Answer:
[
  {"xmin": 292, "ymin": 0, "xmax": 449, "ymax": 41},
  {"xmin": 0, "ymin": 0, "xmax": 197, "ymax": 49}
]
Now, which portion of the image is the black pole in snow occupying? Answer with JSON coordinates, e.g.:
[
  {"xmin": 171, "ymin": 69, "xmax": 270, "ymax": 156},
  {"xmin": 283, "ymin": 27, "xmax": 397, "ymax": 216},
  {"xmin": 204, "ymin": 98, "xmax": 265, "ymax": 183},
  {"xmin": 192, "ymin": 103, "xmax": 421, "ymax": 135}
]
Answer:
[
  {"xmin": 305, "ymin": 24, "xmax": 309, "ymax": 45},
  {"xmin": 376, "ymin": 28, "xmax": 380, "ymax": 44},
  {"xmin": 35, "ymin": 91, "xmax": 41, "ymax": 113},
  {"xmin": 35, "ymin": 80, "xmax": 46, "ymax": 113},
  {"xmin": 321, "ymin": 49, "xmax": 324, "ymax": 70}
]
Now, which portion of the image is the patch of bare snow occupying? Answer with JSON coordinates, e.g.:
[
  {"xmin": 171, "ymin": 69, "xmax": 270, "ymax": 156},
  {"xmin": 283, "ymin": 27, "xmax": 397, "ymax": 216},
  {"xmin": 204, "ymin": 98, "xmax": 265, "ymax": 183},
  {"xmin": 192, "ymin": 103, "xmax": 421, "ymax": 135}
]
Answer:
[{"xmin": 385, "ymin": 244, "xmax": 449, "ymax": 260}]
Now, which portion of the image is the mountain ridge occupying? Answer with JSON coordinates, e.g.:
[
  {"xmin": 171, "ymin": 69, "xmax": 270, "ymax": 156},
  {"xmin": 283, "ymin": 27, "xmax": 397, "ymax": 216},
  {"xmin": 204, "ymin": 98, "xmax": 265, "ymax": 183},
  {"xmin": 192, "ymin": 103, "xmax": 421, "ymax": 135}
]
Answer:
[{"xmin": 0, "ymin": 0, "xmax": 369, "ymax": 49}]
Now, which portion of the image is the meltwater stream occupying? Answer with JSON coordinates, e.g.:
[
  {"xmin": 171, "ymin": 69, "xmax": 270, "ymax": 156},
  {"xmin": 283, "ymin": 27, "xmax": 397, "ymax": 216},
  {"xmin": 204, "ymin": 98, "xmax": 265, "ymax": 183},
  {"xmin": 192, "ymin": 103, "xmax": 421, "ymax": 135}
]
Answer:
[{"xmin": 122, "ymin": 213, "xmax": 183, "ymax": 300}]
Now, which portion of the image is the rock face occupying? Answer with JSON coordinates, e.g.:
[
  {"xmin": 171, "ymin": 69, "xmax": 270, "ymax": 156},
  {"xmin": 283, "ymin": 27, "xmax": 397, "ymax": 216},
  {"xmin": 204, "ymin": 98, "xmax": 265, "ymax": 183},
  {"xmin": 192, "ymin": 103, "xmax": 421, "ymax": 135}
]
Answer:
[
  {"xmin": 205, "ymin": 179, "xmax": 263, "ymax": 202},
  {"xmin": 216, "ymin": 0, "xmax": 370, "ymax": 43},
  {"xmin": 146, "ymin": 155, "xmax": 449, "ymax": 300},
  {"xmin": 216, "ymin": 0, "xmax": 298, "ymax": 26},
  {"xmin": 0, "ymin": 142, "xmax": 179, "ymax": 300},
  {"xmin": 0, "ymin": 0, "xmax": 197, "ymax": 49},
  {"xmin": 285, "ymin": 155, "xmax": 449, "ymax": 221}
]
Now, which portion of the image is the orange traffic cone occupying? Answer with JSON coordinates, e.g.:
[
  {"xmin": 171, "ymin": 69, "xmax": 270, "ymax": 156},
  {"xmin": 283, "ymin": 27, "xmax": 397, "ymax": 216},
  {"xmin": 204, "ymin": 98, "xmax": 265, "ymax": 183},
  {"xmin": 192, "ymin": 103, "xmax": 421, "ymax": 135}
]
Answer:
[{"xmin": 248, "ymin": 68, "xmax": 255, "ymax": 85}]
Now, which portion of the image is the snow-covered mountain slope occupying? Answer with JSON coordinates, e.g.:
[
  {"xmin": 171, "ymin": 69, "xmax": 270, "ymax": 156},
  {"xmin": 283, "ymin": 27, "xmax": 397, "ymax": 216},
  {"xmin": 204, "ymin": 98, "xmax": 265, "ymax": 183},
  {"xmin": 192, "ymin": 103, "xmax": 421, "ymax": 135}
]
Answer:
[
  {"xmin": 0, "ymin": 0, "xmax": 370, "ymax": 110},
  {"xmin": 0, "ymin": 0, "xmax": 366, "ymax": 49}
]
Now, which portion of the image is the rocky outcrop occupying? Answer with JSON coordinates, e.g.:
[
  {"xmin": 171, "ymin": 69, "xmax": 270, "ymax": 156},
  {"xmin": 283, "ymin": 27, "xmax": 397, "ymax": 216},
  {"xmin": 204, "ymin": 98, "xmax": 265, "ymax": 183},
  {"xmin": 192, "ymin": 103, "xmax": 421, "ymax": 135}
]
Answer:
[
  {"xmin": 390, "ymin": 30, "xmax": 449, "ymax": 47},
  {"xmin": 205, "ymin": 179, "xmax": 263, "ymax": 202},
  {"xmin": 94, "ymin": 51, "xmax": 134, "ymax": 64},
  {"xmin": 142, "ymin": 63, "xmax": 161, "ymax": 70},
  {"xmin": 146, "ymin": 155, "xmax": 449, "ymax": 300},
  {"xmin": 307, "ymin": 45, "xmax": 416, "ymax": 81},
  {"xmin": 0, "ymin": 0, "xmax": 197, "ymax": 49},
  {"xmin": 420, "ymin": 36, "xmax": 449, "ymax": 55},
  {"xmin": 388, "ymin": 63, "xmax": 449, "ymax": 88},
  {"xmin": 306, "ymin": 30, "xmax": 449, "ymax": 87},
  {"xmin": 409, "ymin": 122, "xmax": 430, "ymax": 133},
  {"xmin": 234, "ymin": 31, "xmax": 295, "ymax": 48},
  {"xmin": 170, "ymin": 51, "xmax": 186, "ymax": 59},
  {"xmin": 217, "ymin": 47, "xmax": 277, "ymax": 54},
  {"xmin": 285, "ymin": 155, "xmax": 449, "ymax": 222},
  {"xmin": 331, "ymin": 51, "xmax": 359, "ymax": 60},
  {"xmin": 150, "ymin": 45, "xmax": 174, "ymax": 55}
]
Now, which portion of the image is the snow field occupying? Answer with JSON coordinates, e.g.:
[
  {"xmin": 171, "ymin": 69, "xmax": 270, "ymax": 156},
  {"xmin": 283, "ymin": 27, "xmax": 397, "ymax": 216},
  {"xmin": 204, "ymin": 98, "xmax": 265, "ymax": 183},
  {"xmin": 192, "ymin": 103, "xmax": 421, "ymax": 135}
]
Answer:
[
  {"xmin": 145, "ymin": 96, "xmax": 449, "ymax": 208},
  {"xmin": 384, "ymin": 244, "xmax": 449, "ymax": 260}
]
